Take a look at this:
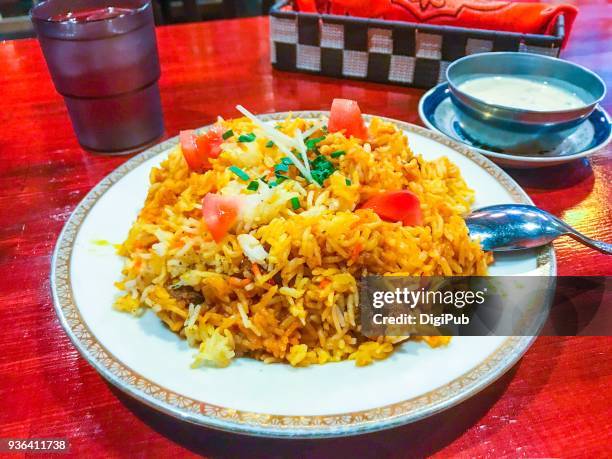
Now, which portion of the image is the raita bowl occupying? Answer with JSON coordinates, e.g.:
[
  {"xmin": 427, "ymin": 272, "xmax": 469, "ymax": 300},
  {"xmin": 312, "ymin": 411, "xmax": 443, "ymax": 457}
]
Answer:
[{"xmin": 446, "ymin": 52, "xmax": 606, "ymax": 154}]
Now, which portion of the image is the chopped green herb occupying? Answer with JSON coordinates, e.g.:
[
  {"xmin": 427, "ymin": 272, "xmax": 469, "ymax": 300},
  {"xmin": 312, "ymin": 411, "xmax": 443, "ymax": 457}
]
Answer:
[
  {"xmin": 291, "ymin": 197, "xmax": 301, "ymax": 210},
  {"xmin": 222, "ymin": 129, "xmax": 234, "ymax": 140},
  {"xmin": 331, "ymin": 150, "xmax": 346, "ymax": 158},
  {"xmin": 238, "ymin": 133, "xmax": 256, "ymax": 143},
  {"xmin": 305, "ymin": 136, "xmax": 326, "ymax": 150},
  {"xmin": 309, "ymin": 155, "xmax": 336, "ymax": 185},
  {"xmin": 345, "ymin": 178, "xmax": 352, "ymax": 186},
  {"xmin": 229, "ymin": 165, "xmax": 250, "ymax": 181},
  {"xmin": 269, "ymin": 176, "xmax": 287, "ymax": 187},
  {"xmin": 310, "ymin": 155, "xmax": 333, "ymax": 169},
  {"xmin": 310, "ymin": 170, "xmax": 323, "ymax": 185},
  {"xmin": 280, "ymin": 157, "xmax": 293, "ymax": 165},
  {"xmin": 274, "ymin": 163, "xmax": 289, "ymax": 173},
  {"xmin": 247, "ymin": 180, "xmax": 259, "ymax": 191},
  {"xmin": 274, "ymin": 173, "xmax": 289, "ymax": 182},
  {"xmin": 260, "ymin": 175, "xmax": 269, "ymax": 184},
  {"xmin": 322, "ymin": 125, "xmax": 328, "ymax": 132},
  {"xmin": 265, "ymin": 140, "xmax": 275, "ymax": 148}
]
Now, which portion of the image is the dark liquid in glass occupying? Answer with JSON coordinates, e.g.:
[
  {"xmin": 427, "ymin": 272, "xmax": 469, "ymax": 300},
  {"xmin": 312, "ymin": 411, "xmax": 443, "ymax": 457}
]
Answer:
[{"xmin": 31, "ymin": 0, "xmax": 164, "ymax": 154}]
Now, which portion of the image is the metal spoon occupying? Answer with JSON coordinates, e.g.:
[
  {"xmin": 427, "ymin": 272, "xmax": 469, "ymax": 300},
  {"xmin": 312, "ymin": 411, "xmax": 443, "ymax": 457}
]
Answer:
[{"xmin": 465, "ymin": 204, "xmax": 612, "ymax": 254}]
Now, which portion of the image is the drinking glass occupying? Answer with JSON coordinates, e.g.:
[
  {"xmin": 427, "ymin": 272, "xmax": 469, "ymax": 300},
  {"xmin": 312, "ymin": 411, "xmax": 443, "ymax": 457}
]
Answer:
[{"xmin": 31, "ymin": 0, "xmax": 164, "ymax": 154}]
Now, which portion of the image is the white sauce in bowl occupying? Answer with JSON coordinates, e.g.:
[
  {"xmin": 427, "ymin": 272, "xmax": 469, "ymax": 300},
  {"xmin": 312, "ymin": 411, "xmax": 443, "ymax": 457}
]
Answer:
[{"xmin": 458, "ymin": 75, "xmax": 587, "ymax": 111}]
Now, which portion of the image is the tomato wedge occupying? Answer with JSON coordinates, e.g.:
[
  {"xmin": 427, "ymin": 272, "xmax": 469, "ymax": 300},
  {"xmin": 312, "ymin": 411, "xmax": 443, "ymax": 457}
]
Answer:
[
  {"xmin": 328, "ymin": 98, "xmax": 367, "ymax": 139},
  {"xmin": 361, "ymin": 191, "xmax": 423, "ymax": 226},
  {"xmin": 180, "ymin": 125, "xmax": 224, "ymax": 172},
  {"xmin": 199, "ymin": 125, "xmax": 224, "ymax": 159},
  {"xmin": 202, "ymin": 194, "xmax": 244, "ymax": 243},
  {"xmin": 179, "ymin": 130, "xmax": 202, "ymax": 171}
]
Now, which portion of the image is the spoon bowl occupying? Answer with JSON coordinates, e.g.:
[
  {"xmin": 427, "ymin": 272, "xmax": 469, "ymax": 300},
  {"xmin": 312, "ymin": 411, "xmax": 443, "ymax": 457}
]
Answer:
[{"xmin": 466, "ymin": 204, "xmax": 612, "ymax": 254}]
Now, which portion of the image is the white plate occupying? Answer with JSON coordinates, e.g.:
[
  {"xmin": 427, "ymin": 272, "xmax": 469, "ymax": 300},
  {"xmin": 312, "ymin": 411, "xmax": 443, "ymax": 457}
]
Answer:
[{"xmin": 51, "ymin": 112, "xmax": 555, "ymax": 438}]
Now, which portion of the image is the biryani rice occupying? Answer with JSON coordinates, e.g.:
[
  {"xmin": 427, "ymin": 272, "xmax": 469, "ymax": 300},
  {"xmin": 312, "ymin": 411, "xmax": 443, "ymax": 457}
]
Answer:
[{"xmin": 114, "ymin": 114, "xmax": 492, "ymax": 368}]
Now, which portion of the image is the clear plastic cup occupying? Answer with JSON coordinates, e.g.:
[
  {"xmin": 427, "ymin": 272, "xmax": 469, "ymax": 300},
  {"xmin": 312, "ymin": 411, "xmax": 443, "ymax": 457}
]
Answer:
[{"xmin": 31, "ymin": 0, "xmax": 164, "ymax": 154}]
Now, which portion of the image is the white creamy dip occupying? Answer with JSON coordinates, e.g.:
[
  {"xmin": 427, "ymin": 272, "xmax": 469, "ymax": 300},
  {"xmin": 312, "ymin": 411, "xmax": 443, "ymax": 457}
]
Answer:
[{"xmin": 458, "ymin": 75, "xmax": 586, "ymax": 111}]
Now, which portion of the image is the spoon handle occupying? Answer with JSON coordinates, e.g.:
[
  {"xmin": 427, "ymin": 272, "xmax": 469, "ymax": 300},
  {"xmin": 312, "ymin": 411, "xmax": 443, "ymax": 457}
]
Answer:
[{"xmin": 568, "ymin": 232, "xmax": 612, "ymax": 255}]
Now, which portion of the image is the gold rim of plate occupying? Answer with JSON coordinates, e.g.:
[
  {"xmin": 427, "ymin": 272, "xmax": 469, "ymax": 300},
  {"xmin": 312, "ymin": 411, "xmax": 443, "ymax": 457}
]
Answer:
[{"xmin": 50, "ymin": 112, "xmax": 556, "ymax": 438}]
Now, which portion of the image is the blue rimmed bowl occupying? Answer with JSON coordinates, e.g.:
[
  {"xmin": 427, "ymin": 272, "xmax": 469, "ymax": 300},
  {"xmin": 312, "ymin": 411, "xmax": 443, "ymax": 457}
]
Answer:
[{"xmin": 446, "ymin": 52, "xmax": 606, "ymax": 154}]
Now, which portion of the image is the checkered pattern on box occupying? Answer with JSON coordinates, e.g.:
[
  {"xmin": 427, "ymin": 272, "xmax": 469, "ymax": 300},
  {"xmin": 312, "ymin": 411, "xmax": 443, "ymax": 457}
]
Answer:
[{"xmin": 270, "ymin": 15, "xmax": 561, "ymax": 88}]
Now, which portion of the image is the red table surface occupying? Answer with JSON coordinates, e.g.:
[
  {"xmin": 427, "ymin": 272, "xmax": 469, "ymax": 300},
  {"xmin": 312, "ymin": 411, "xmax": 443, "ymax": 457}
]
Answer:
[{"xmin": 1, "ymin": 3, "xmax": 611, "ymax": 457}]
